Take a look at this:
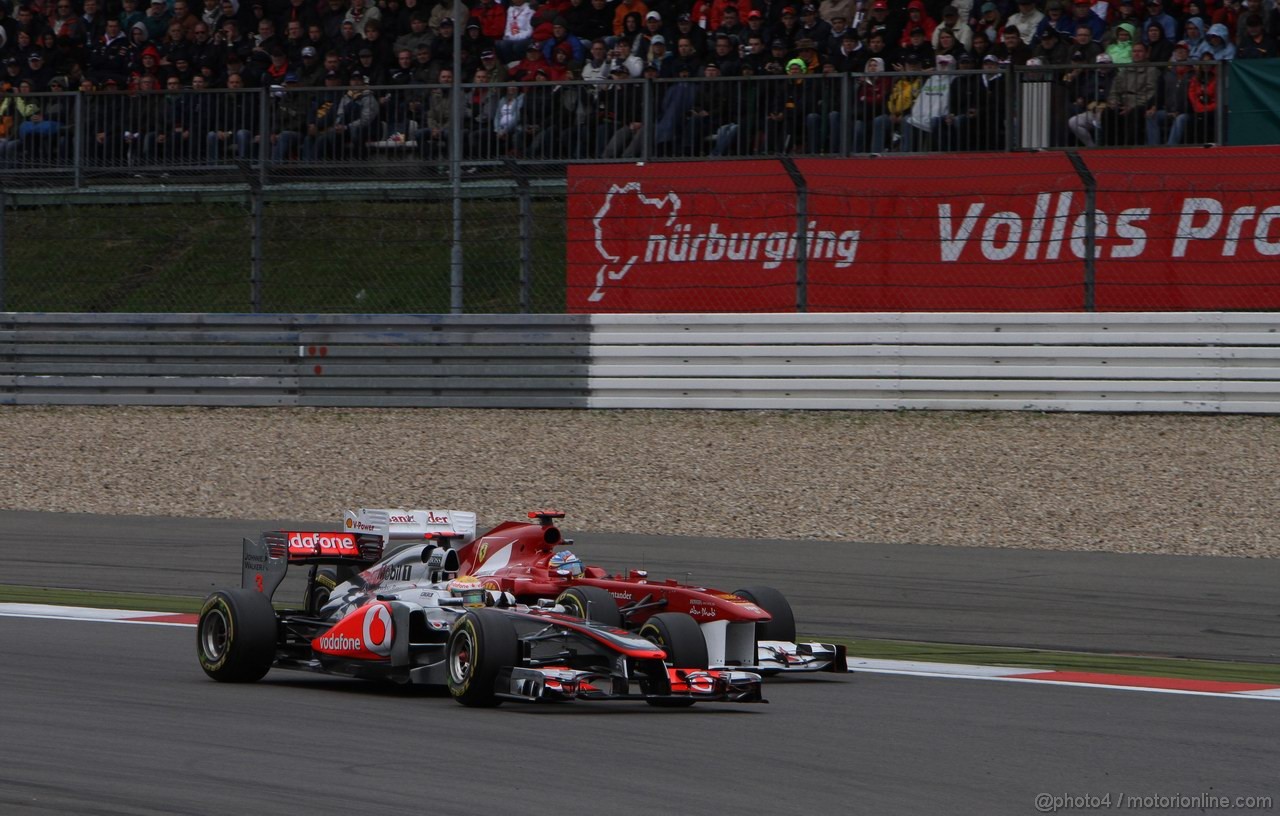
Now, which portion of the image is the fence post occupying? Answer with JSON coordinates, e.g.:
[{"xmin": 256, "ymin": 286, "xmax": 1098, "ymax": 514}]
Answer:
[
  {"xmin": 258, "ymin": 87, "xmax": 269, "ymax": 187},
  {"xmin": 516, "ymin": 173, "xmax": 533, "ymax": 313},
  {"xmin": 0, "ymin": 185, "xmax": 6, "ymax": 311},
  {"xmin": 1005, "ymin": 65, "xmax": 1016, "ymax": 151},
  {"xmin": 839, "ymin": 72, "xmax": 850, "ymax": 156},
  {"xmin": 1066, "ymin": 151, "xmax": 1096, "ymax": 311},
  {"xmin": 641, "ymin": 78, "xmax": 653, "ymax": 162},
  {"xmin": 246, "ymin": 178, "xmax": 263, "ymax": 313},
  {"xmin": 780, "ymin": 156, "xmax": 809, "ymax": 313},
  {"xmin": 73, "ymin": 91, "xmax": 83, "ymax": 190}
]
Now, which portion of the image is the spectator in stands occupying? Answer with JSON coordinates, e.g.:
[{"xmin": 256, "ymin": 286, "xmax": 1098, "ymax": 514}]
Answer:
[
  {"xmin": 1141, "ymin": 0, "xmax": 1177, "ymax": 42},
  {"xmin": 1104, "ymin": 39, "xmax": 1155, "ymax": 144},
  {"xmin": 492, "ymin": 82, "xmax": 524, "ymax": 156},
  {"xmin": 684, "ymin": 61, "xmax": 739, "ymax": 155},
  {"xmin": 268, "ymin": 72, "xmax": 307, "ymax": 160},
  {"xmin": 206, "ymin": 68, "xmax": 256, "ymax": 159},
  {"xmin": 1069, "ymin": 23, "xmax": 1101, "ymax": 62},
  {"xmin": 860, "ymin": 0, "xmax": 899, "ymax": 46},
  {"xmin": 1196, "ymin": 23, "xmax": 1235, "ymax": 58},
  {"xmin": 393, "ymin": 13, "xmax": 431, "ymax": 57},
  {"xmin": 598, "ymin": 63, "xmax": 641, "ymax": 156},
  {"xmin": 461, "ymin": 66, "xmax": 497, "ymax": 157},
  {"xmin": 499, "ymin": 0, "xmax": 536, "ymax": 62},
  {"xmin": 973, "ymin": 3, "xmax": 1005, "ymax": 45},
  {"xmin": 849, "ymin": 55, "xmax": 891, "ymax": 151},
  {"xmin": 798, "ymin": 4, "xmax": 832, "ymax": 51},
  {"xmin": 1009, "ymin": 0, "xmax": 1045, "ymax": 44},
  {"xmin": 935, "ymin": 5, "xmax": 972, "ymax": 49},
  {"xmin": 1236, "ymin": 15, "xmax": 1276, "ymax": 58},
  {"xmin": 1185, "ymin": 55, "xmax": 1216, "ymax": 142},
  {"xmin": 417, "ymin": 65, "xmax": 452, "ymax": 158},
  {"xmin": 935, "ymin": 27, "xmax": 966, "ymax": 59},
  {"xmin": 1033, "ymin": 25, "xmax": 1070, "ymax": 62},
  {"xmin": 576, "ymin": 0, "xmax": 614, "ymax": 43},
  {"xmin": 969, "ymin": 53, "xmax": 1009, "ymax": 150},
  {"xmin": 829, "ymin": 28, "xmax": 865, "ymax": 71},
  {"xmin": 1106, "ymin": 22, "xmax": 1137, "ymax": 63},
  {"xmin": 969, "ymin": 30, "xmax": 994, "ymax": 62},
  {"xmin": 896, "ymin": 24, "xmax": 935, "ymax": 65},
  {"xmin": 871, "ymin": 51, "xmax": 922, "ymax": 151},
  {"xmin": 1065, "ymin": 52, "xmax": 1112, "ymax": 146},
  {"xmin": 1069, "ymin": 0, "xmax": 1106, "ymax": 40},
  {"xmin": 902, "ymin": 52, "xmax": 954, "ymax": 151},
  {"xmin": 1145, "ymin": 22, "xmax": 1173, "ymax": 60},
  {"xmin": 1182, "ymin": 17, "xmax": 1206, "ymax": 53},
  {"xmin": 992, "ymin": 24, "xmax": 1033, "ymax": 63},
  {"xmin": 1147, "ymin": 39, "xmax": 1191, "ymax": 143},
  {"xmin": 1036, "ymin": 1, "xmax": 1075, "ymax": 41}
]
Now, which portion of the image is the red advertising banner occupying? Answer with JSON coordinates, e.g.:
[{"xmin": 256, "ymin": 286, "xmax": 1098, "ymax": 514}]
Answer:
[{"xmin": 565, "ymin": 147, "xmax": 1280, "ymax": 312}]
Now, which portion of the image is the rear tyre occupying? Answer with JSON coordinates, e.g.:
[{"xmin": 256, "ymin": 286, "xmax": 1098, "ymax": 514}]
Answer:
[
  {"xmin": 555, "ymin": 586, "xmax": 623, "ymax": 628},
  {"xmin": 197, "ymin": 589, "xmax": 277, "ymax": 683},
  {"xmin": 304, "ymin": 568, "xmax": 339, "ymax": 616},
  {"xmin": 734, "ymin": 585, "xmax": 796, "ymax": 643},
  {"xmin": 638, "ymin": 612, "xmax": 708, "ymax": 707},
  {"xmin": 446, "ymin": 608, "xmax": 520, "ymax": 707}
]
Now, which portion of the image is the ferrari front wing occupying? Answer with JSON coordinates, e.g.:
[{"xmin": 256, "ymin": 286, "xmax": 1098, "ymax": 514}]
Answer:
[{"xmin": 754, "ymin": 641, "xmax": 849, "ymax": 674}]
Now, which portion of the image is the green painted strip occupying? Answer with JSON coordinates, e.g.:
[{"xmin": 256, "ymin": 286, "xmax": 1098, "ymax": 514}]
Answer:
[{"xmin": 4, "ymin": 585, "xmax": 1276, "ymax": 685}]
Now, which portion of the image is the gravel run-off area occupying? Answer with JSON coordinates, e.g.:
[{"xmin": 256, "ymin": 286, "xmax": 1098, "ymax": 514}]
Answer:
[{"xmin": 2, "ymin": 407, "xmax": 1277, "ymax": 558}]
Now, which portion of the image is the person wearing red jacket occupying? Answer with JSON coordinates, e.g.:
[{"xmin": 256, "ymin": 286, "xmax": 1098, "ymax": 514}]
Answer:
[
  {"xmin": 469, "ymin": 0, "xmax": 506, "ymax": 41},
  {"xmin": 898, "ymin": 0, "xmax": 935, "ymax": 46},
  {"xmin": 1186, "ymin": 58, "xmax": 1215, "ymax": 143}
]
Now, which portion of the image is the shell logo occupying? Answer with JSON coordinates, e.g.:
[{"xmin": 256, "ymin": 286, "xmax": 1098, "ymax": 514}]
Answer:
[
  {"xmin": 345, "ymin": 518, "xmax": 353, "ymax": 529},
  {"xmin": 362, "ymin": 603, "xmax": 394, "ymax": 656}
]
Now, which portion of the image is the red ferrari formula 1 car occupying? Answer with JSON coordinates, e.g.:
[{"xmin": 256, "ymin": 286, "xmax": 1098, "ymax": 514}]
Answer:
[
  {"xmin": 198, "ymin": 528, "xmax": 764, "ymax": 707},
  {"xmin": 325, "ymin": 508, "xmax": 846, "ymax": 675}
]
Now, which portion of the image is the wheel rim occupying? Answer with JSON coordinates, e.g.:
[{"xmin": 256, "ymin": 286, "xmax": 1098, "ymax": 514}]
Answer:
[
  {"xmin": 201, "ymin": 608, "xmax": 230, "ymax": 661},
  {"xmin": 449, "ymin": 629, "xmax": 474, "ymax": 684}
]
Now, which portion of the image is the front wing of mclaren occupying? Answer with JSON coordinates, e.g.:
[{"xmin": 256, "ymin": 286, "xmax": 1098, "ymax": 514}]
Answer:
[{"xmin": 496, "ymin": 665, "xmax": 765, "ymax": 704}]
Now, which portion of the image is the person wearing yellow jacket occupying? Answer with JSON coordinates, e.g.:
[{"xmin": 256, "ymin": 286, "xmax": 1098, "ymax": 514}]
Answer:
[{"xmin": 870, "ymin": 51, "xmax": 924, "ymax": 151}]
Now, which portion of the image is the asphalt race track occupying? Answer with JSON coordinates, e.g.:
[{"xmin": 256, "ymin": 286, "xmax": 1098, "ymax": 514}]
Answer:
[
  {"xmin": 5, "ymin": 510, "xmax": 1279, "ymax": 661},
  {"xmin": 3, "ymin": 511, "xmax": 1279, "ymax": 814}
]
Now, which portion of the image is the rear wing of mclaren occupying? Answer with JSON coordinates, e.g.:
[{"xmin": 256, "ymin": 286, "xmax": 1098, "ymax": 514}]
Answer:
[{"xmin": 240, "ymin": 530, "xmax": 385, "ymax": 600}]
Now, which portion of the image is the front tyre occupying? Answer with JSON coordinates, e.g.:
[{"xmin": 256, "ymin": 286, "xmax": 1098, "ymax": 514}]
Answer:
[
  {"xmin": 197, "ymin": 589, "xmax": 278, "ymax": 682},
  {"xmin": 734, "ymin": 585, "xmax": 797, "ymax": 643},
  {"xmin": 556, "ymin": 585, "xmax": 623, "ymax": 628},
  {"xmin": 446, "ymin": 608, "xmax": 520, "ymax": 707},
  {"xmin": 638, "ymin": 612, "xmax": 708, "ymax": 708}
]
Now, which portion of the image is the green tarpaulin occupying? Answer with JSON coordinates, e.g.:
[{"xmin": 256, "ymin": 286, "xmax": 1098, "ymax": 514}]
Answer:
[{"xmin": 1228, "ymin": 60, "xmax": 1280, "ymax": 145}]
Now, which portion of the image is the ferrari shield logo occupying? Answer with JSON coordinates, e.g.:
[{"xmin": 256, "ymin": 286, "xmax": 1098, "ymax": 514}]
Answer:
[{"xmin": 475, "ymin": 541, "xmax": 489, "ymax": 565}]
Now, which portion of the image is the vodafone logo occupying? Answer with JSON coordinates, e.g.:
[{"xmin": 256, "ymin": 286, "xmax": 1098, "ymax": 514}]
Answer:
[
  {"xmin": 287, "ymin": 532, "xmax": 359, "ymax": 556},
  {"xmin": 362, "ymin": 604, "xmax": 393, "ymax": 656}
]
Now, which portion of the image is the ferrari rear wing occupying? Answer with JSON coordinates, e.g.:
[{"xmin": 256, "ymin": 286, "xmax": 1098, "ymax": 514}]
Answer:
[
  {"xmin": 343, "ymin": 508, "xmax": 478, "ymax": 547},
  {"xmin": 240, "ymin": 530, "xmax": 384, "ymax": 601}
]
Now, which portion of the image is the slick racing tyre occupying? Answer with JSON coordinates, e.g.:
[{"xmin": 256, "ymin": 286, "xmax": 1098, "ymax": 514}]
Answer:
[
  {"xmin": 638, "ymin": 612, "xmax": 708, "ymax": 707},
  {"xmin": 446, "ymin": 609, "xmax": 520, "ymax": 707},
  {"xmin": 555, "ymin": 586, "xmax": 623, "ymax": 628},
  {"xmin": 197, "ymin": 589, "xmax": 278, "ymax": 683},
  {"xmin": 304, "ymin": 568, "xmax": 339, "ymax": 616},
  {"xmin": 734, "ymin": 585, "xmax": 797, "ymax": 643}
]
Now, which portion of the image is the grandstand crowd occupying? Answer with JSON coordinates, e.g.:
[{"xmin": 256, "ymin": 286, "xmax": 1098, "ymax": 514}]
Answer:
[{"xmin": 0, "ymin": 0, "xmax": 1263, "ymax": 164}]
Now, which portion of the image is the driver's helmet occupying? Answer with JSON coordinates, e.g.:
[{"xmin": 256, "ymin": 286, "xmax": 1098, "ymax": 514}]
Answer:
[
  {"xmin": 447, "ymin": 575, "xmax": 488, "ymax": 608},
  {"xmin": 548, "ymin": 550, "xmax": 584, "ymax": 577}
]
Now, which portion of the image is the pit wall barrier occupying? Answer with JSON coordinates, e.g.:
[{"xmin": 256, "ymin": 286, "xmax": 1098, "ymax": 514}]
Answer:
[
  {"xmin": 5, "ymin": 312, "xmax": 1280, "ymax": 413},
  {"xmin": 566, "ymin": 147, "xmax": 1280, "ymax": 313}
]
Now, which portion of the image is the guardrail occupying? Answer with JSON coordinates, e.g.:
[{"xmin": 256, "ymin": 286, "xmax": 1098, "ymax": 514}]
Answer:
[
  {"xmin": 0, "ymin": 313, "xmax": 591, "ymax": 407},
  {"xmin": 5, "ymin": 312, "xmax": 1279, "ymax": 412}
]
